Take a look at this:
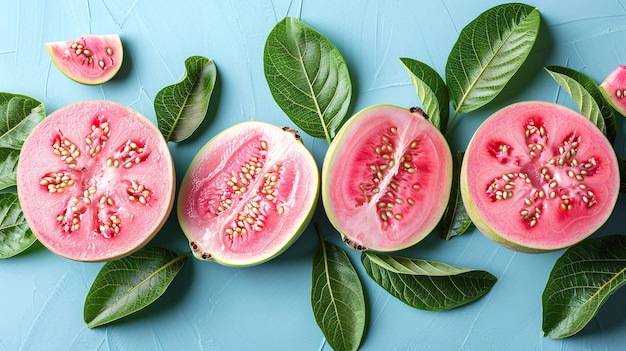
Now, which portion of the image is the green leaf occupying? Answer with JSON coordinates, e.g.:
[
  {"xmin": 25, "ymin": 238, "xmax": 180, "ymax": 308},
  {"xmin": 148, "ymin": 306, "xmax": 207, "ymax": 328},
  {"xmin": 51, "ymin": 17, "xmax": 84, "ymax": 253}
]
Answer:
[
  {"xmin": 438, "ymin": 151, "xmax": 473, "ymax": 240},
  {"xmin": 311, "ymin": 225, "xmax": 365, "ymax": 351},
  {"xmin": 0, "ymin": 92, "xmax": 45, "ymax": 149},
  {"xmin": 0, "ymin": 148, "xmax": 20, "ymax": 190},
  {"xmin": 154, "ymin": 56, "xmax": 217, "ymax": 142},
  {"xmin": 542, "ymin": 235, "xmax": 626, "ymax": 339},
  {"xmin": 400, "ymin": 57, "xmax": 449, "ymax": 131},
  {"xmin": 84, "ymin": 246, "xmax": 189, "ymax": 328},
  {"xmin": 264, "ymin": 17, "xmax": 352, "ymax": 144},
  {"xmin": 545, "ymin": 65, "xmax": 617, "ymax": 144},
  {"xmin": 0, "ymin": 192, "xmax": 36, "ymax": 258},
  {"xmin": 446, "ymin": 3, "xmax": 540, "ymax": 130},
  {"xmin": 361, "ymin": 251, "xmax": 496, "ymax": 311}
]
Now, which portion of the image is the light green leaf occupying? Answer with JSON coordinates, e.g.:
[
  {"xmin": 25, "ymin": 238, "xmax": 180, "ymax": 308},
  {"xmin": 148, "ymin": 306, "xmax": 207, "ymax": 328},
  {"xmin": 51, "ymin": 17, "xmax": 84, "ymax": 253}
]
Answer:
[
  {"xmin": 264, "ymin": 17, "xmax": 352, "ymax": 144},
  {"xmin": 400, "ymin": 57, "xmax": 449, "ymax": 131},
  {"xmin": 311, "ymin": 225, "xmax": 365, "ymax": 351},
  {"xmin": 154, "ymin": 56, "xmax": 216, "ymax": 142},
  {"xmin": 0, "ymin": 192, "xmax": 36, "ymax": 258},
  {"xmin": 0, "ymin": 148, "xmax": 20, "ymax": 190},
  {"xmin": 438, "ymin": 151, "xmax": 473, "ymax": 240},
  {"xmin": 542, "ymin": 235, "xmax": 626, "ymax": 339},
  {"xmin": 361, "ymin": 251, "xmax": 496, "ymax": 311},
  {"xmin": 0, "ymin": 92, "xmax": 45, "ymax": 149},
  {"xmin": 545, "ymin": 65, "xmax": 617, "ymax": 143},
  {"xmin": 446, "ymin": 3, "xmax": 539, "ymax": 129},
  {"xmin": 84, "ymin": 246, "xmax": 189, "ymax": 328}
]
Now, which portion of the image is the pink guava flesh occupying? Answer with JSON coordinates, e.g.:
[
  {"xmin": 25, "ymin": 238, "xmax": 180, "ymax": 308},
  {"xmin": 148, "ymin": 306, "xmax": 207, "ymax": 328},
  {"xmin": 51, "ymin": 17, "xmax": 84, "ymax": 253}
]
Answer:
[
  {"xmin": 322, "ymin": 105, "xmax": 453, "ymax": 251},
  {"xmin": 46, "ymin": 34, "xmax": 123, "ymax": 85},
  {"xmin": 600, "ymin": 64, "xmax": 626, "ymax": 117},
  {"xmin": 177, "ymin": 122, "xmax": 319, "ymax": 266},
  {"xmin": 17, "ymin": 100, "xmax": 175, "ymax": 261},
  {"xmin": 461, "ymin": 101, "xmax": 619, "ymax": 252}
]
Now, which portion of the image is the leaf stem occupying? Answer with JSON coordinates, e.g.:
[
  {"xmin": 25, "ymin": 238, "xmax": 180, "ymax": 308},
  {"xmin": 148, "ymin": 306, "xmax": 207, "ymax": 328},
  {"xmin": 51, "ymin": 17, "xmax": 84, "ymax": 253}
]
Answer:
[{"xmin": 445, "ymin": 107, "xmax": 461, "ymax": 137}]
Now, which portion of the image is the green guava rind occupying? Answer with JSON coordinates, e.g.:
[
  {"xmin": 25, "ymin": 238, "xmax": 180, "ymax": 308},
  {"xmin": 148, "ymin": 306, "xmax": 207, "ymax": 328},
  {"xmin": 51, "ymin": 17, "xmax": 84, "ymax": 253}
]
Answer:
[
  {"xmin": 322, "ymin": 104, "xmax": 453, "ymax": 252},
  {"xmin": 16, "ymin": 100, "xmax": 175, "ymax": 262},
  {"xmin": 600, "ymin": 64, "xmax": 626, "ymax": 117},
  {"xmin": 460, "ymin": 101, "xmax": 619, "ymax": 253},
  {"xmin": 177, "ymin": 121, "xmax": 319, "ymax": 267},
  {"xmin": 46, "ymin": 34, "xmax": 123, "ymax": 85}
]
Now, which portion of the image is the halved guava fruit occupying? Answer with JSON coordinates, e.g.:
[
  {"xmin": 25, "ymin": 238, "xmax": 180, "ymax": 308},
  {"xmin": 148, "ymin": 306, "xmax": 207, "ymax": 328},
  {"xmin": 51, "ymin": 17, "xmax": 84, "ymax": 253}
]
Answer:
[
  {"xmin": 16, "ymin": 100, "xmax": 175, "ymax": 262},
  {"xmin": 600, "ymin": 64, "xmax": 626, "ymax": 117},
  {"xmin": 46, "ymin": 34, "xmax": 123, "ymax": 85},
  {"xmin": 460, "ymin": 101, "xmax": 619, "ymax": 253},
  {"xmin": 322, "ymin": 105, "xmax": 453, "ymax": 251},
  {"xmin": 177, "ymin": 121, "xmax": 319, "ymax": 266}
]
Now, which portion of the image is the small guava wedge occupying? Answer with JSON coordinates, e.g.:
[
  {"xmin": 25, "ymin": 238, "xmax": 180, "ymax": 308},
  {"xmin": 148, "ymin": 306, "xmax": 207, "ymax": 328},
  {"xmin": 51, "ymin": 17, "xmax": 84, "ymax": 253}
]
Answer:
[{"xmin": 46, "ymin": 34, "xmax": 123, "ymax": 85}]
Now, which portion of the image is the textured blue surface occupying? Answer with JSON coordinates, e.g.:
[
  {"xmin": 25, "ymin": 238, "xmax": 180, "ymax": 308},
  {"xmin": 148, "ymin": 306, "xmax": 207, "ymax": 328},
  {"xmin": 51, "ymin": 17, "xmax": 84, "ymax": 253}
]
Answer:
[{"xmin": 2, "ymin": 1, "xmax": 626, "ymax": 350}]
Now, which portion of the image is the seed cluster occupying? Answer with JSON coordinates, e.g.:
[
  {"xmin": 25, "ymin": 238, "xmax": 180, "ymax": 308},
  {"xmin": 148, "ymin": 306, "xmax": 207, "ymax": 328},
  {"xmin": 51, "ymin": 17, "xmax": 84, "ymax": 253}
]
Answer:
[
  {"xmin": 86, "ymin": 118, "xmax": 110, "ymax": 157},
  {"xmin": 127, "ymin": 181, "xmax": 152, "ymax": 205},
  {"xmin": 107, "ymin": 139, "xmax": 147, "ymax": 169},
  {"xmin": 218, "ymin": 140, "xmax": 288, "ymax": 239},
  {"xmin": 485, "ymin": 120, "xmax": 600, "ymax": 228},
  {"xmin": 70, "ymin": 40, "xmax": 114, "ymax": 70},
  {"xmin": 53, "ymin": 136, "xmax": 80, "ymax": 169},
  {"xmin": 362, "ymin": 127, "xmax": 421, "ymax": 227},
  {"xmin": 40, "ymin": 171, "xmax": 75, "ymax": 193}
]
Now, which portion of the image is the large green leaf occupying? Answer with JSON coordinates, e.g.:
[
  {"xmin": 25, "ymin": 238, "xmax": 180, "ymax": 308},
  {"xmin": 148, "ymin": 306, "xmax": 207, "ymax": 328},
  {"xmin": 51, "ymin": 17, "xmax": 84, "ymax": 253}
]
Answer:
[
  {"xmin": 0, "ymin": 148, "xmax": 20, "ymax": 190},
  {"xmin": 545, "ymin": 65, "xmax": 617, "ymax": 144},
  {"xmin": 154, "ymin": 56, "xmax": 216, "ymax": 142},
  {"xmin": 264, "ymin": 17, "xmax": 352, "ymax": 143},
  {"xmin": 0, "ymin": 93, "xmax": 45, "ymax": 149},
  {"xmin": 438, "ymin": 151, "xmax": 473, "ymax": 240},
  {"xmin": 0, "ymin": 192, "xmax": 36, "ymax": 258},
  {"xmin": 84, "ymin": 246, "xmax": 189, "ymax": 328},
  {"xmin": 542, "ymin": 235, "xmax": 626, "ymax": 339},
  {"xmin": 446, "ymin": 3, "xmax": 539, "ymax": 125},
  {"xmin": 361, "ymin": 251, "xmax": 496, "ymax": 311},
  {"xmin": 400, "ymin": 57, "xmax": 449, "ymax": 131},
  {"xmin": 311, "ymin": 227, "xmax": 365, "ymax": 351}
]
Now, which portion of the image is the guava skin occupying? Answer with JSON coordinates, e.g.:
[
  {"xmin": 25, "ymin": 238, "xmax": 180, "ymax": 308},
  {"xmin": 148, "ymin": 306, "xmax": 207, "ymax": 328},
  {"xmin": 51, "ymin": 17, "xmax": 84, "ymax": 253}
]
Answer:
[
  {"xmin": 16, "ymin": 100, "xmax": 175, "ymax": 262},
  {"xmin": 600, "ymin": 64, "xmax": 626, "ymax": 117},
  {"xmin": 460, "ymin": 101, "xmax": 619, "ymax": 253},
  {"xmin": 46, "ymin": 34, "xmax": 123, "ymax": 85},
  {"xmin": 177, "ymin": 121, "xmax": 319, "ymax": 267},
  {"xmin": 322, "ymin": 105, "xmax": 453, "ymax": 252}
]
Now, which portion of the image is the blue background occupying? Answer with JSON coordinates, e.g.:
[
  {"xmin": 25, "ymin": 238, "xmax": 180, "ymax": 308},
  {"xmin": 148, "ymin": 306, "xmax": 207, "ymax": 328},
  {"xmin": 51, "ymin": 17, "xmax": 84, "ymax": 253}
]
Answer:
[{"xmin": 2, "ymin": 0, "xmax": 626, "ymax": 350}]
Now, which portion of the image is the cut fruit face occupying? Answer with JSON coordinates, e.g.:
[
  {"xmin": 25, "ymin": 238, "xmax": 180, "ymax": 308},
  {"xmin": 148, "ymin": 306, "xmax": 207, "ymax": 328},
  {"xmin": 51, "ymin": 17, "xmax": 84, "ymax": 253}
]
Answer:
[
  {"xmin": 17, "ymin": 100, "xmax": 175, "ymax": 262},
  {"xmin": 322, "ymin": 105, "xmax": 453, "ymax": 252},
  {"xmin": 460, "ymin": 101, "xmax": 619, "ymax": 252},
  {"xmin": 177, "ymin": 122, "xmax": 319, "ymax": 266}
]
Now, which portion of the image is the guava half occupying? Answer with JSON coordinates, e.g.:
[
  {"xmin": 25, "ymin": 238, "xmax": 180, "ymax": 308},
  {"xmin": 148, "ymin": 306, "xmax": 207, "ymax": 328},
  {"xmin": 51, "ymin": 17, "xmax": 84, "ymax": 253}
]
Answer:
[
  {"xmin": 322, "ymin": 105, "xmax": 453, "ymax": 251},
  {"xmin": 600, "ymin": 64, "xmax": 626, "ymax": 117},
  {"xmin": 460, "ymin": 101, "xmax": 619, "ymax": 253},
  {"xmin": 46, "ymin": 34, "xmax": 123, "ymax": 85},
  {"xmin": 177, "ymin": 121, "xmax": 319, "ymax": 266},
  {"xmin": 17, "ymin": 100, "xmax": 175, "ymax": 261}
]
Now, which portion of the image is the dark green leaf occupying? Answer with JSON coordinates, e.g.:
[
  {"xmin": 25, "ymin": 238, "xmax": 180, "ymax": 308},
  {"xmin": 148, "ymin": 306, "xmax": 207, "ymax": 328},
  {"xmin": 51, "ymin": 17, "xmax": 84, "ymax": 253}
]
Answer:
[
  {"xmin": 446, "ymin": 3, "xmax": 539, "ymax": 129},
  {"xmin": 264, "ymin": 17, "xmax": 352, "ymax": 143},
  {"xmin": 0, "ymin": 192, "xmax": 36, "ymax": 258},
  {"xmin": 154, "ymin": 56, "xmax": 217, "ymax": 142},
  {"xmin": 84, "ymin": 246, "xmax": 189, "ymax": 328},
  {"xmin": 312, "ymin": 226, "xmax": 365, "ymax": 351},
  {"xmin": 438, "ymin": 151, "xmax": 473, "ymax": 240},
  {"xmin": 400, "ymin": 57, "xmax": 449, "ymax": 131},
  {"xmin": 361, "ymin": 251, "xmax": 496, "ymax": 311},
  {"xmin": 0, "ymin": 92, "xmax": 45, "ymax": 149},
  {"xmin": 0, "ymin": 148, "xmax": 20, "ymax": 190},
  {"xmin": 545, "ymin": 65, "xmax": 617, "ymax": 143},
  {"xmin": 542, "ymin": 235, "xmax": 626, "ymax": 339}
]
